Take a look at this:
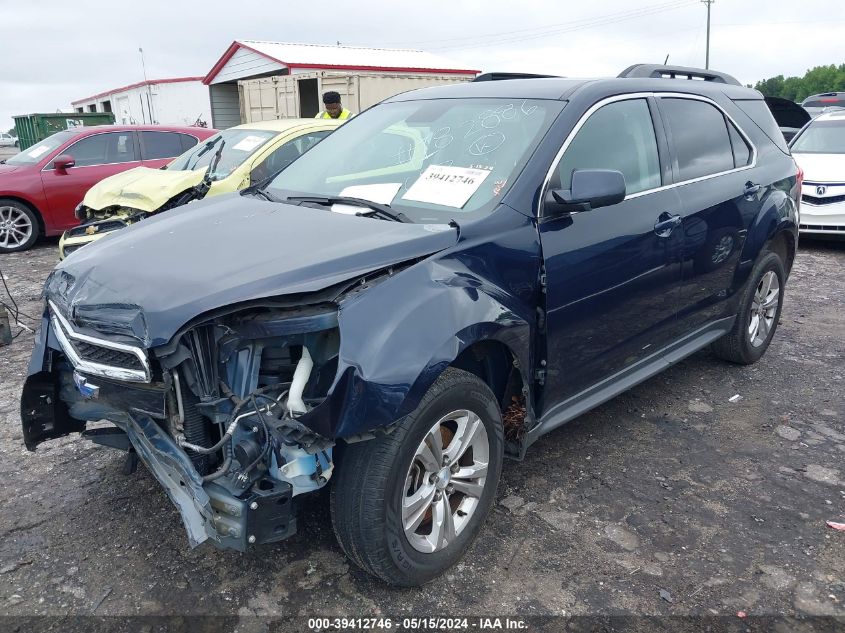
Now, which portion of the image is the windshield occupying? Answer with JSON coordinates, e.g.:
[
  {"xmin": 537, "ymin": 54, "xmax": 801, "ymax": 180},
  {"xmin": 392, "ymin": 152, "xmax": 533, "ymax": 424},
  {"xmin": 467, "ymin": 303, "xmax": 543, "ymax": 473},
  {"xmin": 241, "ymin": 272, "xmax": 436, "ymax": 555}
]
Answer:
[
  {"xmin": 267, "ymin": 98, "xmax": 563, "ymax": 223},
  {"xmin": 5, "ymin": 130, "xmax": 76, "ymax": 165},
  {"xmin": 167, "ymin": 128, "xmax": 278, "ymax": 179},
  {"xmin": 791, "ymin": 119, "xmax": 845, "ymax": 154}
]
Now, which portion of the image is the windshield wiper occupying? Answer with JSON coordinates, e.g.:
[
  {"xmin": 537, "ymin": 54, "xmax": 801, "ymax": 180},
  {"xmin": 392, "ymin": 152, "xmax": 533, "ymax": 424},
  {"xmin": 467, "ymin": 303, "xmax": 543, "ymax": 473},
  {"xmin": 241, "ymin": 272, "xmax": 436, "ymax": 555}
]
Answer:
[
  {"xmin": 285, "ymin": 196, "xmax": 412, "ymax": 223},
  {"xmin": 242, "ymin": 187, "xmax": 285, "ymax": 203},
  {"xmin": 187, "ymin": 137, "xmax": 222, "ymax": 170}
]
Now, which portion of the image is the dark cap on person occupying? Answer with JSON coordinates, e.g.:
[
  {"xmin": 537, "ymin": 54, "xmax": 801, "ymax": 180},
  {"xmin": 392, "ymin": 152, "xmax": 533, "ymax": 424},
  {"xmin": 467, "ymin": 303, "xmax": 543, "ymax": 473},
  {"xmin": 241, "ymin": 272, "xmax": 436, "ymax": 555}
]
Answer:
[{"xmin": 322, "ymin": 91, "xmax": 341, "ymax": 105}]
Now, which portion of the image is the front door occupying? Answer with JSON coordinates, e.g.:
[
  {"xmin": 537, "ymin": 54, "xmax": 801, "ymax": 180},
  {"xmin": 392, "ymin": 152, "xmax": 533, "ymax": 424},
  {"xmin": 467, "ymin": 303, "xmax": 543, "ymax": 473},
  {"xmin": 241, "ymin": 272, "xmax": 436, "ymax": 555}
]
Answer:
[
  {"xmin": 538, "ymin": 96, "xmax": 684, "ymax": 413},
  {"xmin": 40, "ymin": 131, "xmax": 141, "ymax": 230}
]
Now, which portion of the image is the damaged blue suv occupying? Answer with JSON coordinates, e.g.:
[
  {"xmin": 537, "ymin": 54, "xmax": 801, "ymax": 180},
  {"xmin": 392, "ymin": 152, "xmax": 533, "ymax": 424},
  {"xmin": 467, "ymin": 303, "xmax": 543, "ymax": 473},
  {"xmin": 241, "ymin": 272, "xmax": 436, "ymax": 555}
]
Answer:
[{"xmin": 21, "ymin": 65, "xmax": 800, "ymax": 586}]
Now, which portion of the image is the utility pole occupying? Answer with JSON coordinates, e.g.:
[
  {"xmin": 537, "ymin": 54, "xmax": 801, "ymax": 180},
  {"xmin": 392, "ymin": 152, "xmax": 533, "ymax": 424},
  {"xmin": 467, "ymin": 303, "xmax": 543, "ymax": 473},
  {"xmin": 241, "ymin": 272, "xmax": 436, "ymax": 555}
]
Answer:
[
  {"xmin": 702, "ymin": 0, "xmax": 714, "ymax": 69},
  {"xmin": 139, "ymin": 47, "xmax": 155, "ymax": 124}
]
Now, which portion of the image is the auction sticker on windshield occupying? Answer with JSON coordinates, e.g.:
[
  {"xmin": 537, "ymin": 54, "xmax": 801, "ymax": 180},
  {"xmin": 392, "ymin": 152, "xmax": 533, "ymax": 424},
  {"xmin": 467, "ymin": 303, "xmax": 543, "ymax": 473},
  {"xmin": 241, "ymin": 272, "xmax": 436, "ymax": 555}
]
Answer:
[
  {"xmin": 402, "ymin": 165, "xmax": 491, "ymax": 208},
  {"xmin": 232, "ymin": 136, "xmax": 267, "ymax": 152}
]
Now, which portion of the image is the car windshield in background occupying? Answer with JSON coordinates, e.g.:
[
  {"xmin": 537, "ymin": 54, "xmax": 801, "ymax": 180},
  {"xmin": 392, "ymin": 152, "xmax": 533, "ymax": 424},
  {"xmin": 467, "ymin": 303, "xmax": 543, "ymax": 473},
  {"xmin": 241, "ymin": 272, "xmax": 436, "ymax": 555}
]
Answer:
[
  {"xmin": 790, "ymin": 120, "xmax": 845, "ymax": 154},
  {"xmin": 167, "ymin": 128, "xmax": 277, "ymax": 179},
  {"xmin": 267, "ymin": 98, "xmax": 563, "ymax": 223},
  {"xmin": 5, "ymin": 130, "xmax": 76, "ymax": 165}
]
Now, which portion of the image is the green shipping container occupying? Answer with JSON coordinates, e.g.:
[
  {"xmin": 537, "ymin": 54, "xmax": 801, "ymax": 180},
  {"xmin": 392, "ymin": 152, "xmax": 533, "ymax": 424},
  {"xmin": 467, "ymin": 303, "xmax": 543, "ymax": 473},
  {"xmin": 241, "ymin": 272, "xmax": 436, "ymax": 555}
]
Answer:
[{"xmin": 13, "ymin": 112, "xmax": 115, "ymax": 150}]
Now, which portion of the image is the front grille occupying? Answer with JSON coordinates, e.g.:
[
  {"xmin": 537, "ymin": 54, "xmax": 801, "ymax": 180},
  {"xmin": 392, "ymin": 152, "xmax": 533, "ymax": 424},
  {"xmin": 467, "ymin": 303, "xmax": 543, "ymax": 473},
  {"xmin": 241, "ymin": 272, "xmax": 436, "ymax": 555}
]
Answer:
[
  {"xmin": 67, "ymin": 220, "xmax": 128, "ymax": 237},
  {"xmin": 48, "ymin": 300, "xmax": 150, "ymax": 382},
  {"xmin": 800, "ymin": 224, "xmax": 845, "ymax": 232},
  {"xmin": 802, "ymin": 194, "xmax": 845, "ymax": 206},
  {"xmin": 70, "ymin": 339, "xmax": 146, "ymax": 371}
]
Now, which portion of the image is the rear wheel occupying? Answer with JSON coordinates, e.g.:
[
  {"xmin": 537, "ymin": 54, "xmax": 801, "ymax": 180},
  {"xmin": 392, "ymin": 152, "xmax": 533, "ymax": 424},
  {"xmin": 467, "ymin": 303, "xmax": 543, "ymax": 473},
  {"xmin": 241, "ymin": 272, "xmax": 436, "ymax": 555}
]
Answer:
[
  {"xmin": 0, "ymin": 200, "xmax": 39, "ymax": 253},
  {"xmin": 330, "ymin": 368, "xmax": 503, "ymax": 586},
  {"xmin": 711, "ymin": 250, "xmax": 785, "ymax": 364}
]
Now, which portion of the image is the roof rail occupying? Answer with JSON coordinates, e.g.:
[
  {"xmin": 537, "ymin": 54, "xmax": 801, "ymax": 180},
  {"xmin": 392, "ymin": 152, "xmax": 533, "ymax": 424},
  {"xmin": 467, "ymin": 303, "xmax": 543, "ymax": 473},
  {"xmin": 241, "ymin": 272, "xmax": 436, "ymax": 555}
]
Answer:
[
  {"xmin": 618, "ymin": 63, "xmax": 741, "ymax": 86},
  {"xmin": 472, "ymin": 72, "xmax": 561, "ymax": 82}
]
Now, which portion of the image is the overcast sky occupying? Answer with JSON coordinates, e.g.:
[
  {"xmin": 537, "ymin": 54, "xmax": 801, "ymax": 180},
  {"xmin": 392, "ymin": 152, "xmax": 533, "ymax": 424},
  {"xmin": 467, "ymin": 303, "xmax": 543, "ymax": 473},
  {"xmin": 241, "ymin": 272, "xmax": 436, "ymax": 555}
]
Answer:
[{"xmin": 2, "ymin": 0, "xmax": 843, "ymax": 132}]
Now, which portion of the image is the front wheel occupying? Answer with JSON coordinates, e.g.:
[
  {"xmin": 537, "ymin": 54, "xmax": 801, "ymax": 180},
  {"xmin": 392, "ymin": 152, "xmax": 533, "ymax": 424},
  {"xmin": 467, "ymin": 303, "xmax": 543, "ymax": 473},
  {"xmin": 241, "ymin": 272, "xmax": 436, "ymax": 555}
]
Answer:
[
  {"xmin": 0, "ymin": 199, "xmax": 39, "ymax": 253},
  {"xmin": 330, "ymin": 368, "xmax": 503, "ymax": 586},
  {"xmin": 711, "ymin": 250, "xmax": 786, "ymax": 364}
]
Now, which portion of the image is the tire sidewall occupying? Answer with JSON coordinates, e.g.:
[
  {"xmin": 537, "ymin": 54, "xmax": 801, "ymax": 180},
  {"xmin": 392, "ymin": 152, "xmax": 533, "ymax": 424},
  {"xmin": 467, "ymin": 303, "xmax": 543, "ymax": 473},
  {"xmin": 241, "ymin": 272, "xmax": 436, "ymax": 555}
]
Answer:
[
  {"xmin": 738, "ymin": 251, "xmax": 785, "ymax": 362},
  {"xmin": 383, "ymin": 376, "xmax": 503, "ymax": 584},
  {"xmin": 0, "ymin": 200, "xmax": 39, "ymax": 253}
]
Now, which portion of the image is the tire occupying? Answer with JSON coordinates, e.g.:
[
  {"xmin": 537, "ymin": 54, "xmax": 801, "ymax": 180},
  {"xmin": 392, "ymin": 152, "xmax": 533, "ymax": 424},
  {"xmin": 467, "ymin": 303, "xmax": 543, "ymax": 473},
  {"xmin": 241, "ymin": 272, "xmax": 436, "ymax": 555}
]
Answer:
[
  {"xmin": 330, "ymin": 368, "xmax": 504, "ymax": 586},
  {"xmin": 711, "ymin": 250, "xmax": 785, "ymax": 364},
  {"xmin": 0, "ymin": 199, "xmax": 39, "ymax": 253}
]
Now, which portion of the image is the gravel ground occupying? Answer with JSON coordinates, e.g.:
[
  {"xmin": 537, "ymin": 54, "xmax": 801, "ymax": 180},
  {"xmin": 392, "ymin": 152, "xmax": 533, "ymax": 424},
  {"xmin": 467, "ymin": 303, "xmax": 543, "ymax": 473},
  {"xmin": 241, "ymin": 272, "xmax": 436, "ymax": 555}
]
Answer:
[{"xmin": 0, "ymin": 237, "xmax": 843, "ymax": 628}]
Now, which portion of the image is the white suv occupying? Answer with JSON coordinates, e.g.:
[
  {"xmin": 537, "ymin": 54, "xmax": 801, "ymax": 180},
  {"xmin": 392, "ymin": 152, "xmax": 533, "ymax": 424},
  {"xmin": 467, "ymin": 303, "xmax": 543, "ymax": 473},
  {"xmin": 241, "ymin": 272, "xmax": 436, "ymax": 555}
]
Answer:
[
  {"xmin": 0, "ymin": 132, "xmax": 18, "ymax": 147},
  {"xmin": 791, "ymin": 109, "xmax": 845, "ymax": 239}
]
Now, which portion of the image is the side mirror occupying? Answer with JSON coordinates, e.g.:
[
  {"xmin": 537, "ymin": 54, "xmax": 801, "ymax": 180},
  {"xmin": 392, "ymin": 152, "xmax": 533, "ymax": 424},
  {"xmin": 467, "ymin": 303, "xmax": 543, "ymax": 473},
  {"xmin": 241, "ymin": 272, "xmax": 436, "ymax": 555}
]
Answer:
[
  {"xmin": 544, "ymin": 169, "xmax": 626, "ymax": 219},
  {"xmin": 53, "ymin": 154, "xmax": 76, "ymax": 172}
]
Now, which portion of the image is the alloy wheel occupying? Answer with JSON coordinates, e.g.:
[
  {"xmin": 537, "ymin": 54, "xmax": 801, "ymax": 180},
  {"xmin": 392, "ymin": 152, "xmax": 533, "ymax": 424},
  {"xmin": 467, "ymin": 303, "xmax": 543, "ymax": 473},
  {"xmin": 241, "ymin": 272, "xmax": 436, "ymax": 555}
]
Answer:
[
  {"xmin": 0, "ymin": 205, "xmax": 33, "ymax": 249},
  {"xmin": 748, "ymin": 270, "xmax": 779, "ymax": 348},
  {"xmin": 402, "ymin": 409, "xmax": 490, "ymax": 553}
]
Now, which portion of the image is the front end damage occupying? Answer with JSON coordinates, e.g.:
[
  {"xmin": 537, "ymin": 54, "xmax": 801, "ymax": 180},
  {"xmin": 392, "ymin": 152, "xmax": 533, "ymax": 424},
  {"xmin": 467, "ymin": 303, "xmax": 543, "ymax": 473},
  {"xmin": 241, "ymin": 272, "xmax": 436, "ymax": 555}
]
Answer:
[
  {"xmin": 22, "ymin": 298, "xmax": 341, "ymax": 551},
  {"xmin": 60, "ymin": 180, "xmax": 212, "ymax": 259}
]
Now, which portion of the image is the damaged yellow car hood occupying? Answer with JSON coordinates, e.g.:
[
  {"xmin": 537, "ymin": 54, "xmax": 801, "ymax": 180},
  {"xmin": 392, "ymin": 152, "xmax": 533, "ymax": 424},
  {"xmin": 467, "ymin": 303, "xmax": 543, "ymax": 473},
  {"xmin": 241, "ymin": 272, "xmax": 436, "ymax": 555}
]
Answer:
[{"xmin": 83, "ymin": 167, "xmax": 207, "ymax": 212}]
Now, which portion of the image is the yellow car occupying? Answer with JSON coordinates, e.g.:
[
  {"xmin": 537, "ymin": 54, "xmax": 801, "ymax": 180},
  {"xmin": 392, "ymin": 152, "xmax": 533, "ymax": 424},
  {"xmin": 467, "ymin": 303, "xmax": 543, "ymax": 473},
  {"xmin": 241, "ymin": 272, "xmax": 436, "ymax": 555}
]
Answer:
[{"xmin": 59, "ymin": 118, "xmax": 343, "ymax": 258}]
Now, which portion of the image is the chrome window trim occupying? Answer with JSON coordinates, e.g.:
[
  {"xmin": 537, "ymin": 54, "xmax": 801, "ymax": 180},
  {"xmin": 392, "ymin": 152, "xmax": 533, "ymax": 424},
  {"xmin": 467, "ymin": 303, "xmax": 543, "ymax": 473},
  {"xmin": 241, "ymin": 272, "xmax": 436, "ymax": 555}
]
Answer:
[
  {"xmin": 40, "ymin": 130, "xmax": 140, "ymax": 172},
  {"xmin": 539, "ymin": 92, "xmax": 759, "ymax": 216},
  {"xmin": 48, "ymin": 300, "xmax": 151, "ymax": 383}
]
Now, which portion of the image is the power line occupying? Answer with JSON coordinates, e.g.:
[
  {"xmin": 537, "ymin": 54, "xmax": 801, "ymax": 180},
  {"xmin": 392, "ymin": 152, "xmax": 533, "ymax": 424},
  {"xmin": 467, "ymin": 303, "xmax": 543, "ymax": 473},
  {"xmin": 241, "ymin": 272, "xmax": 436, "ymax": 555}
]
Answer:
[
  {"xmin": 432, "ymin": 2, "xmax": 699, "ymax": 52},
  {"xmin": 382, "ymin": 0, "xmax": 697, "ymax": 51}
]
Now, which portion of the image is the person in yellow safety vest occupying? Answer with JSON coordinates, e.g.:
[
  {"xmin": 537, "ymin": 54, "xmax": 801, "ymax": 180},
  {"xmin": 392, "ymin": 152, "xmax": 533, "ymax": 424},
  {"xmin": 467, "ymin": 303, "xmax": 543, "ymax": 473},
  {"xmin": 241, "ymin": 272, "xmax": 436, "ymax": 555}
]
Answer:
[{"xmin": 315, "ymin": 91, "xmax": 353, "ymax": 120}]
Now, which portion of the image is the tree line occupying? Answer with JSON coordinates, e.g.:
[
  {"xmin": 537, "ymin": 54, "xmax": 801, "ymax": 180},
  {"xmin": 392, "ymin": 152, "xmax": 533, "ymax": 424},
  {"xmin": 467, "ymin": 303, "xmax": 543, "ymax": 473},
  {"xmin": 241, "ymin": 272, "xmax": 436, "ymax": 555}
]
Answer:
[{"xmin": 754, "ymin": 64, "xmax": 845, "ymax": 103}]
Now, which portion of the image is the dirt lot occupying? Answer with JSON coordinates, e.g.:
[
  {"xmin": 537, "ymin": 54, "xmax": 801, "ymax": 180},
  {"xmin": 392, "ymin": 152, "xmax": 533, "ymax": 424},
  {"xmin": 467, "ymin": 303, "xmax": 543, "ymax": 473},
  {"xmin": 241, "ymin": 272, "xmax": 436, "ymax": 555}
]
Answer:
[{"xmin": 0, "ymin": 237, "xmax": 843, "ymax": 628}]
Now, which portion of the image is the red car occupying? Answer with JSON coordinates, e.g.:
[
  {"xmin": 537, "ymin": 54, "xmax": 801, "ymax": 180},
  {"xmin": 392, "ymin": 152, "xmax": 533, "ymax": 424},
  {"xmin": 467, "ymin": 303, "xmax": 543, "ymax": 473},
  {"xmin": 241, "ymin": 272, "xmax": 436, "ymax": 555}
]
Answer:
[{"xmin": 0, "ymin": 125, "xmax": 217, "ymax": 253}]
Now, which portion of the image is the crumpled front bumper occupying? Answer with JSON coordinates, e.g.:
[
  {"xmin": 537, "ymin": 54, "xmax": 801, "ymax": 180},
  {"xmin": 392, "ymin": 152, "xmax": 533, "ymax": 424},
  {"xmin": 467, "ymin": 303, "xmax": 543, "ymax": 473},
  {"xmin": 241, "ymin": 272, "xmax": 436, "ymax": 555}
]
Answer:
[
  {"xmin": 114, "ymin": 412, "xmax": 295, "ymax": 551},
  {"xmin": 21, "ymin": 315, "xmax": 296, "ymax": 551}
]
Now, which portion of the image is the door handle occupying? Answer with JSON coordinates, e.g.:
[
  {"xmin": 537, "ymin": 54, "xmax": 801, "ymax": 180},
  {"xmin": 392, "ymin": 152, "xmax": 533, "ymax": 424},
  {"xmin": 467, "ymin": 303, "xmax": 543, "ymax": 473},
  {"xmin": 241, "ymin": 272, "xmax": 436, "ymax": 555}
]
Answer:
[
  {"xmin": 654, "ymin": 212, "xmax": 682, "ymax": 237},
  {"xmin": 744, "ymin": 182, "xmax": 762, "ymax": 198}
]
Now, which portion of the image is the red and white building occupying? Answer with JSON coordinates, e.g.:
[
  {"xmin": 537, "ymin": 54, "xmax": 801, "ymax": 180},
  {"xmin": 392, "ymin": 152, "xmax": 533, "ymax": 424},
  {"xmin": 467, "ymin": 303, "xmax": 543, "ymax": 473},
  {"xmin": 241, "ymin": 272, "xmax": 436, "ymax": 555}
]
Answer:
[
  {"xmin": 203, "ymin": 41, "xmax": 480, "ymax": 128},
  {"xmin": 72, "ymin": 77, "xmax": 211, "ymax": 127}
]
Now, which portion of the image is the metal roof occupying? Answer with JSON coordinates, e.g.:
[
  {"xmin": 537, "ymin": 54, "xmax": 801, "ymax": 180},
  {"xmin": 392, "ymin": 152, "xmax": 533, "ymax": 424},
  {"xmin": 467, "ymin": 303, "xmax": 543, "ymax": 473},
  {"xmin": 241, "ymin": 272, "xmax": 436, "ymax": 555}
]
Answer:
[
  {"xmin": 203, "ymin": 40, "xmax": 480, "ymax": 84},
  {"xmin": 72, "ymin": 77, "xmax": 205, "ymax": 106}
]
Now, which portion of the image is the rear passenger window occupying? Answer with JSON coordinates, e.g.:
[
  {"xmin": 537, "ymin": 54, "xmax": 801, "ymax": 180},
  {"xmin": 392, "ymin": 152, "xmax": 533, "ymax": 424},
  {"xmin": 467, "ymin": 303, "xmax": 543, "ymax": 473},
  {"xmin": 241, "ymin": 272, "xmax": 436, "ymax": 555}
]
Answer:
[
  {"xmin": 727, "ymin": 123, "xmax": 751, "ymax": 168},
  {"xmin": 141, "ymin": 131, "xmax": 193, "ymax": 160},
  {"xmin": 555, "ymin": 98, "xmax": 661, "ymax": 195},
  {"xmin": 661, "ymin": 98, "xmax": 734, "ymax": 181},
  {"xmin": 180, "ymin": 134, "xmax": 199, "ymax": 152}
]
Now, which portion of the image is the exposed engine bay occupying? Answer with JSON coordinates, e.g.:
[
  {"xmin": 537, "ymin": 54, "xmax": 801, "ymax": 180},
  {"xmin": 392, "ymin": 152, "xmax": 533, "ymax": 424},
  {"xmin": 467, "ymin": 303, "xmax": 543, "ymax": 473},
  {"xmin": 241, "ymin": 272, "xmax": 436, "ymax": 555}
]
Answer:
[{"xmin": 165, "ymin": 303, "xmax": 338, "ymax": 496}]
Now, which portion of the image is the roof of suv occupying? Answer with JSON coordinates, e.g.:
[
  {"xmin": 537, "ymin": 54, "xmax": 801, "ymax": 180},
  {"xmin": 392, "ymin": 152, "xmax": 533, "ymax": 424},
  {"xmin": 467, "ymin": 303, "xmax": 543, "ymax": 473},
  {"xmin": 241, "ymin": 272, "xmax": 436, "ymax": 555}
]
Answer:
[{"xmin": 387, "ymin": 76, "xmax": 760, "ymax": 103}]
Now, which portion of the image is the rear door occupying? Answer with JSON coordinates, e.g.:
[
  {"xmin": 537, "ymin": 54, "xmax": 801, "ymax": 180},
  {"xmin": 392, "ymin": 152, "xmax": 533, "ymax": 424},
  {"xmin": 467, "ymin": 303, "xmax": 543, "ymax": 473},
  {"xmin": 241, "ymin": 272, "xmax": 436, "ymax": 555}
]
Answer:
[
  {"xmin": 40, "ymin": 131, "xmax": 141, "ymax": 230},
  {"xmin": 539, "ymin": 96, "xmax": 685, "ymax": 409},
  {"xmin": 655, "ymin": 96, "xmax": 755, "ymax": 334},
  {"xmin": 139, "ymin": 131, "xmax": 199, "ymax": 168}
]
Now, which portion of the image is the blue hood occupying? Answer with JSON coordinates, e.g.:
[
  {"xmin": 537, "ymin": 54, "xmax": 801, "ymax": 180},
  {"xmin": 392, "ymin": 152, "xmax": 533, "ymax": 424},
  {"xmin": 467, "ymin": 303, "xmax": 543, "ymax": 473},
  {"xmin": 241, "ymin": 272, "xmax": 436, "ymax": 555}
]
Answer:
[{"xmin": 52, "ymin": 193, "xmax": 457, "ymax": 346}]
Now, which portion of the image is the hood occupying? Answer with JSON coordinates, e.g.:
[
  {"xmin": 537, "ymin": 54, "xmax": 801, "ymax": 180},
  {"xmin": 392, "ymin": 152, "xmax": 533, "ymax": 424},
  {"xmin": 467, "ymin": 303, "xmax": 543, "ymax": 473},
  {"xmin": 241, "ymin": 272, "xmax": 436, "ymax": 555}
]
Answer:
[
  {"xmin": 792, "ymin": 153, "xmax": 845, "ymax": 183},
  {"xmin": 0, "ymin": 163, "xmax": 22, "ymax": 175},
  {"xmin": 83, "ymin": 166, "xmax": 206, "ymax": 212},
  {"xmin": 52, "ymin": 193, "xmax": 458, "ymax": 346},
  {"xmin": 765, "ymin": 96, "xmax": 811, "ymax": 130}
]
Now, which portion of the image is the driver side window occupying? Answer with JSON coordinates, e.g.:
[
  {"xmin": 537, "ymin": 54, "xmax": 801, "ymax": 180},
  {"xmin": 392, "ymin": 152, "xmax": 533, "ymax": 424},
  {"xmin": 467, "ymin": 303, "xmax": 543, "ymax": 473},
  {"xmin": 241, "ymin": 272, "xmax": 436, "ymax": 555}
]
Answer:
[
  {"xmin": 555, "ymin": 99, "xmax": 661, "ymax": 195},
  {"xmin": 251, "ymin": 131, "xmax": 330, "ymax": 184}
]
